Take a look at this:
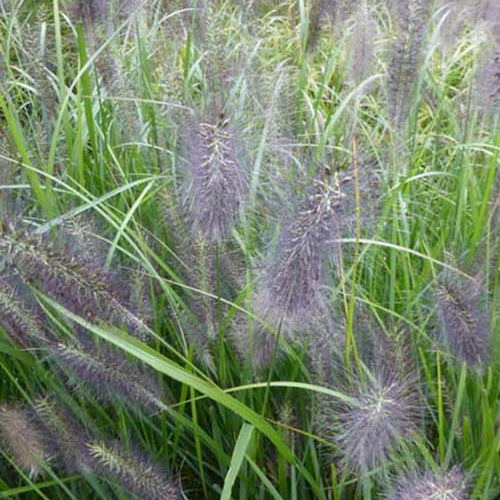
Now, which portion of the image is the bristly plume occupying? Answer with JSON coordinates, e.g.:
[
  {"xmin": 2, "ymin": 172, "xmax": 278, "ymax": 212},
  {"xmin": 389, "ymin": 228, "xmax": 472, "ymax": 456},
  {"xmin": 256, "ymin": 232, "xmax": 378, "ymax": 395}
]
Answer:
[
  {"xmin": 0, "ymin": 279, "xmax": 49, "ymax": 348},
  {"xmin": 388, "ymin": 467, "xmax": 470, "ymax": 499},
  {"xmin": 0, "ymin": 222, "xmax": 149, "ymax": 341},
  {"xmin": 333, "ymin": 370, "xmax": 421, "ymax": 471},
  {"xmin": 259, "ymin": 173, "xmax": 345, "ymax": 328},
  {"xmin": 88, "ymin": 440, "xmax": 181, "ymax": 500},
  {"xmin": 346, "ymin": 2, "xmax": 378, "ymax": 91},
  {"xmin": 34, "ymin": 397, "xmax": 92, "ymax": 474},
  {"xmin": 70, "ymin": 0, "xmax": 109, "ymax": 31},
  {"xmin": 0, "ymin": 404, "xmax": 53, "ymax": 478},
  {"xmin": 387, "ymin": 0, "xmax": 429, "ymax": 127},
  {"xmin": 436, "ymin": 272, "xmax": 490, "ymax": 369},
  {"xmin": 51, "ymin": 339, "xmax": 167, "ymax": 412},
  {"xmin": 184, "ymin": 111, "xmax": 247, "ymax": 243},
  {"xmin": 474, "ymin": 39, "xmax": 500, "ymax": 117}
]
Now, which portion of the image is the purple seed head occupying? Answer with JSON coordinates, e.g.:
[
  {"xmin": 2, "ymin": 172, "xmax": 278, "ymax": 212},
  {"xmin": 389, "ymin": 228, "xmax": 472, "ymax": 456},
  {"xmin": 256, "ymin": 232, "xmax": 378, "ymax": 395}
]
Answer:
[
  {"xmin": 474, "ymin": 41, "xmax": 500, "ymax": 117},
  {"xmin": 388, "ymin": 467, "xmax": 470, "ymax": 500},
  {"xmin": 88, "ymin": 440, "xmax": 182, "ymax": 500},
  {"xmin": 335, "ymin": 370, "xmax": 421, "ymax": 471},
  {"xmin": 70, "ymin": 0, "xmax": 108, "ymax": 29},
  {"xmin": 184, "ymin": 112, "xmax": 247, "ymax": 243},
  {"xmin": 0, "ymin": 279, "xmax": 49, "ymax": 348},
  {"xmin": 52, "ymin": 339, "xmax": 166, "ymax": 412},
  {"xmin": 33, "ymin": 397, "xmax": 92, "ymax": 474},
  {"xmin": 0, "ymin": 404, "xmax": 53, "ymax": 478},
  {"xmin": 261, "ymin": 174, "xmax": 344, "ymax": 328},
  {"xmin": 387, "ymin": 0, "xmax": 429, "ymax": 127},
  {"xmin": 346, "ymin": 4, "xmax": 378, "ymax": 90},
  {"xmin": 436, "ymin": 274, "xmax": 490, "ymax": 369},
  {"xmin": 0, "ymin": 224, "xmax": 150, "ymax": 340}
]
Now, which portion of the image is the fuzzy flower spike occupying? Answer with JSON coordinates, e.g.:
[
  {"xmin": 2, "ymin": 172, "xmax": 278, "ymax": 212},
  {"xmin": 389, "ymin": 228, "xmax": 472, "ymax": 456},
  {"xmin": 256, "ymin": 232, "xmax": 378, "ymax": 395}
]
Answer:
[
  {"xmin": 185, "ymin": 109, "xmax": 247, "ymax": 243},
  {"xmin": 388, "ymin": 467, "xmax": 470, "ymax": 499},
  {"xmin": 335, "ymin": 369, "xmax": 421, "ymax": 472},
  {"xmin": 262, "ymin": 172, "xmax": 345, "ymax": 328}
]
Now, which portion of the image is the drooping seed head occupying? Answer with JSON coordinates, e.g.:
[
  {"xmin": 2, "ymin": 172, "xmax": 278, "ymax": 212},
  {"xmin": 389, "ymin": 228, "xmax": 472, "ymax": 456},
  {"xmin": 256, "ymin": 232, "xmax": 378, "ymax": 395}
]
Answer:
[
  {"xmin": 387, "ymin": 0, "xmax": 430, "ymax": 127},
  {"xmin": 474, "ymin": 40, "xmax": 500, "ymax": 117},
  {"xmin": 388, "ymin": 467, "xmax": 470, "ymax": 499},
  {"xmin": 52, "ymin": 339, "xmax": 166, "ymax": 412},
  {"xmin": 346, "ymin": 3, "xmax": 378, "ymax": 91},
  {"xmin": 0, "ymin": 404, "xmax": 53, "ymax": 478},
  {"xmin": 88, "ymin": 440, "xmax": 181, "ymax": 500},
  {"xmin": 0, "ymin": 223, "xmax": 149, "ymax": 340}
]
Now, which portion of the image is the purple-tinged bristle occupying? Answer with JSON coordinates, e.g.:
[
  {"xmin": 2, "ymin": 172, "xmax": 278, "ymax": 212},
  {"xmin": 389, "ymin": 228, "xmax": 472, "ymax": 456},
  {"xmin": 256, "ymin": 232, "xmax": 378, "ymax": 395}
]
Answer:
[
  {"xmin": 88, "ymin": 440, "xmax": 182, "ymax": 500},
  {"xmin": 0, "ymin": 404, "xmax": 53, "ymax": 478},
  {"xmin": 388, "ymin": 467, "xmax": 470, "ymax": 499}
]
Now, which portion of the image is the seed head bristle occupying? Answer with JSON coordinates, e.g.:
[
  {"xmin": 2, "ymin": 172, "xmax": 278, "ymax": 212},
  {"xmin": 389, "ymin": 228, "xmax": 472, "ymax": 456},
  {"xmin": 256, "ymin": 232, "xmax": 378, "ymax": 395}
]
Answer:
[
  {"xmin": 388, "ymin": 467, "xmax": 470, "ymax": 499},
  {"xmin": 262, "ymin": 174, "xmax": 344, "ymax": 328},
  {"xmin": 88, "ymin": 440, "xmax": 181, "ymax": 500},
  {"xmin": 0, "ymin": 224, "xmax": 149, "ymax": 340},
  {"xmin": 334, "ymin": 370, "xmax": 421, "ymax": 471},
  {"xmin": 387, "ymin": 0, "xmax": 429, "ymax": 127},
  {"xmin": 0, "ymin": 404, "xmax": 52, "ymax": 478},
  {"xmin": 0, "ymin": 279, "xmax": 49, "ymax": 348},
  {"xmin": 52, "ymin": 340, "xmax": 166, "ymax": 412},
  {"xmin": 436, "ymin": 274, "xmax": 490, "ymax": 369},
  {"xmin": 34, "ymin": 397, "xmax": 91, "ymax": 473}
]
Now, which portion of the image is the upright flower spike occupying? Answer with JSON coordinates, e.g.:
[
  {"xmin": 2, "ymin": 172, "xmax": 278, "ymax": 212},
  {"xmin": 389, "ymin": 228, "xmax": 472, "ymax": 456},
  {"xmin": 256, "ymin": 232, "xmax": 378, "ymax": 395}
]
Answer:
[
  {"xmin": 334, "ymin": 370, "xmax": 421, "ymax": 471},
  {"xmin": 185, "ymin": 111, "xmax": 247, "ymax": 243},
  {"xmin": 0, "ymin": 222, "xmax": 149, "ymax": 340},
  {"xmin": 347, "ymin": 3, "xmax": 378, "ymax": 91},
  {"xmin": 51, "ymin": 340, "xmax": 167, "ymax": 412},
  {"xmin": 436, "ymin": 274, "xmax": 490, "ymax": 369},
  {"xmin": 0, "ymin": 404, "xmax": 53, "ymax": 478},
  {"xmin": 262, "ymin": 173, "xmax": 345, "ymax": 328},
  {"xmin": 474, "ymin": 40, "xmax": 500, "ymax": 117},
  {"xmin": 388, "ymin": 467, "xmax": 470, "ymax": 499},
  {"xmin": 387, "ymin": 0, "xmax": 429, "ymax": 127},
  {"xmin": 88, "ymin": 441, "xmax": 181, "ymax": 500}
]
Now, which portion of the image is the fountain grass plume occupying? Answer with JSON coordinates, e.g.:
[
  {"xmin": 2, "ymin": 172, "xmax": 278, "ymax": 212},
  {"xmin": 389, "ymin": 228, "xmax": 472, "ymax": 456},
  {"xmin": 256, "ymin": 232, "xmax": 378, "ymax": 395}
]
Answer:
[
  {"xmin": 388, "ymin": 467, "xmax": 470, "ymax": 499},
  {"xmin": 0, "ymin": 222, "xmax": 150, "ymax": 341},
  {"xmin": 88, "ymin": 440, "xmax": 181, "ymax": 500},
  {"xmin": 260, "ymin": 172, "xmax": 345, "ymax": 329},
  {"xmin": 436, "ymin": 272, "xmax": 490, "ymax": 369},
  {"xmin": 0, "ymin": 279, "xmax": 49, "ymax": 348},
  {"xmin": 334, "ymin": 369, "xmax": 421, "ymax": 472},
  {"xmin": 34, "ymin": 397, "xmax": 92, "ymax": 474},
  {"xmin": 52, "ymin": 339, "xmax": 167, "ymax": 412},
  {"xmin": 184, "ymin": 110, "xmax": 247, "ymax": 243},
  {"xmin": 387, "ymin": 0, "xmax": 429, "ymax": 128},
  {"xmin": 346, "ymin": 3, "xmax": 378, "ymax": 91},
  {"xmin": 0, "ymin": 404, "xmax": 53, "ymax": 478}
]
